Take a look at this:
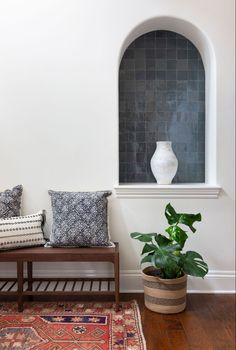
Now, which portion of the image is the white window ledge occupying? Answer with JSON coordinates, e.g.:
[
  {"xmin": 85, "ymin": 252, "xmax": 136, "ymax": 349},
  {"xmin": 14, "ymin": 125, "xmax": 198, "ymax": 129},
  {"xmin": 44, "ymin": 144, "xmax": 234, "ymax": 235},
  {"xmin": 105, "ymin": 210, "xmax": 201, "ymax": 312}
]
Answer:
[{"xmin": 114, "ymin": 183, "xmax": 221, "ymax": 199}]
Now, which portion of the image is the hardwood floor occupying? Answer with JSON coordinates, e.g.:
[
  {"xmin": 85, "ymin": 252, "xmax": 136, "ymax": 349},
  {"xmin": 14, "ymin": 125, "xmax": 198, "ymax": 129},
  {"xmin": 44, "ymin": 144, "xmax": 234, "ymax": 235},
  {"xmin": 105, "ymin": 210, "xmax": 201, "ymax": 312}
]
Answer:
[
  {"xmin": 1, "ymin": 293, "xmax": 235, "ymax": 349},
  {"xmin": 127, "ymin": 293, "xmax": 236, "ymax": 350}
]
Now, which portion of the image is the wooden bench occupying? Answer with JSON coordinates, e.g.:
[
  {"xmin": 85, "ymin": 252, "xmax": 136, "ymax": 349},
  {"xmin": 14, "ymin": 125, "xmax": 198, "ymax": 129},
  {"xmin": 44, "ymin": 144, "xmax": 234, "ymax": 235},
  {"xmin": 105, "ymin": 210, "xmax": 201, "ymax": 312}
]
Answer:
[{"xmin": 0, "ymin": 242, "xmax": 120, "ymax": 312}]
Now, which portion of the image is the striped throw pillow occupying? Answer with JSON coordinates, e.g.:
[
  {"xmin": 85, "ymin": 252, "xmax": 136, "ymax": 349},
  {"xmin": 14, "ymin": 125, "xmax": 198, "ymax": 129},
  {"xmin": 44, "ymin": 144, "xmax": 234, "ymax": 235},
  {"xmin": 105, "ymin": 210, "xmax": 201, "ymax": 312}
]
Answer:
[{"xmin": 0, "ymin": 211, "xmax": 46, "ymax": 250}]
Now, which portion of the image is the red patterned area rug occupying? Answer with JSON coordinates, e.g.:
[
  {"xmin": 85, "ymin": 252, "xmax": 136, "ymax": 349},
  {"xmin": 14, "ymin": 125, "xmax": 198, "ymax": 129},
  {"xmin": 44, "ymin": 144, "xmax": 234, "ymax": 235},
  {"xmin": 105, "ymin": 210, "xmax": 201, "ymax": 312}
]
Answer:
[{"xmin": 0, "ymin": 300, "xmax": 146, "ymax": 350}]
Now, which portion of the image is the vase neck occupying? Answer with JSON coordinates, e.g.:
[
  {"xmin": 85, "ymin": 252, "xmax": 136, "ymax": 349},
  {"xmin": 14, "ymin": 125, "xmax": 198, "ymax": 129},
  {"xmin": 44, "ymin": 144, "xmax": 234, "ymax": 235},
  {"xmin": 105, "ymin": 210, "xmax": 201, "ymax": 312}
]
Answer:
[{"xmin": 156, "ymin": 141, "xmax": 172, "ymax": 150}]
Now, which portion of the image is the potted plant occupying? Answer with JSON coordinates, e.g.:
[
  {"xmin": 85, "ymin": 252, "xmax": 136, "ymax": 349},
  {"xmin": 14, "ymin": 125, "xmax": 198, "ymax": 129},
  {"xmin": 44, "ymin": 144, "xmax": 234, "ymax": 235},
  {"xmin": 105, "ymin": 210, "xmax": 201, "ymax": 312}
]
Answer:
[{"xmin": 130, "ymin": 203, "xmax": 208, "ymax": 314}]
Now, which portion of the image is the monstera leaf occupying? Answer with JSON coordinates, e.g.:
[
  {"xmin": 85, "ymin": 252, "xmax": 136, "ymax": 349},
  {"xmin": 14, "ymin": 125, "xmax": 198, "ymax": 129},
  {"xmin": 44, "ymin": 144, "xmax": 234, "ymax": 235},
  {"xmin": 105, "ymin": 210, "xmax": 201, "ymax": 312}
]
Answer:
[
  {"xmin": 151, "ymin": 248, "xmax": 182, "ymax": 279},
  {"xmin": 165, "ymin": 226, "xmax": 188, "ymax": 247},
  {"xmin": 178, "ymin": 214, "xmax": 201, "ymax": 233},
  {"xmin": 165, "ymin": 203, "xmax": 180, "ymax": 225},
  {"xmin": 154, "ymin": 234, "xmax": 172, "ymax": 247},
  {"xmin": 182, "ymin": 251, "xmax": 208, "ymax": 277},
  {"xmin": 165, "ymin": 203, "xmax": 201, "ymax": 232},
  {"xmin": 141, "ymin": 253, "xmax": 154, "ymax": 264},
  {"xmin": 141, "ymin": 243, "xmax": 156, "ymax": 255},
  {"xmin": 130, "ymin": 232, "xmax": 156, "ymax": 242}
]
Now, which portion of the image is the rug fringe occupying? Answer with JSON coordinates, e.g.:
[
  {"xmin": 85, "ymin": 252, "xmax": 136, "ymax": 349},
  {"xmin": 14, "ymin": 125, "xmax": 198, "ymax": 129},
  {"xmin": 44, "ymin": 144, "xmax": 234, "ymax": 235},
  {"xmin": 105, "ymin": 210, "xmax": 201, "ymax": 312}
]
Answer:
[{"xmin": 132, "ymin": 299, "xmax": 147, "ymax": 350}]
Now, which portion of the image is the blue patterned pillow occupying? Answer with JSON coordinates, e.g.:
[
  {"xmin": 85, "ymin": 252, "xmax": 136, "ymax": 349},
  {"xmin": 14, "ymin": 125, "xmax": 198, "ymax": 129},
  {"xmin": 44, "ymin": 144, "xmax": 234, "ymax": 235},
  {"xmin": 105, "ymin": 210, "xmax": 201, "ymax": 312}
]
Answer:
[
  {"xmin": 0, "ymin": 185, "xmax": 23, "ymax": 219},
  {"xmin": 48, "ymin": 190, "xmax": 112, "ymax": 247}
]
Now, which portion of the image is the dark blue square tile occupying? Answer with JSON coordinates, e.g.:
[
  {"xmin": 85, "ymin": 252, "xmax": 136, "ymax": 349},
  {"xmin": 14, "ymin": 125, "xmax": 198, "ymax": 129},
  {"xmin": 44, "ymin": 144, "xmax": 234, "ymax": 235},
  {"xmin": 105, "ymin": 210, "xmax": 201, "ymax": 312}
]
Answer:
[
  {"xmin": 177, "ymin": 49, "xmax": 187, "ymax": 59},
  {"xmin": 177, "ymin": 71, "xmax": 188, "ymax": 80},
  {"xmin": 156, "ymin": 38, "xmax": 166, "ymax": 48},
  {"xmin": 167, "ymin": 49, "xmax": 177, "ymax": 59},
  {"xmin": 166, "ymin": 70, "xmax": 177, "ymax": 80}
]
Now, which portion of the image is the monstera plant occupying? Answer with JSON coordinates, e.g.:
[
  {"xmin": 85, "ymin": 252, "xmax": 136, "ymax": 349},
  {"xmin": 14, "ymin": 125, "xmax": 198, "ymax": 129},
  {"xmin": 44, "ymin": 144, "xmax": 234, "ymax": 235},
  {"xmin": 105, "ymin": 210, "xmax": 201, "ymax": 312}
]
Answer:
[{"xmin": 130, "ymin": 203, "xmax": 208, "ymax": 313}]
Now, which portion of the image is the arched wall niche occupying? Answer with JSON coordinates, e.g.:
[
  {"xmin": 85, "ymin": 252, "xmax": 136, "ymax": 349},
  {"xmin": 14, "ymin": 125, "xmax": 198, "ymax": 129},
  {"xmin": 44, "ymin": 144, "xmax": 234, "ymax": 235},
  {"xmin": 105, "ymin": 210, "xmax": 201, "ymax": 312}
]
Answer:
[{"xmin": 118, "ymin": 16, "xmax": 217, "ymax": 187}]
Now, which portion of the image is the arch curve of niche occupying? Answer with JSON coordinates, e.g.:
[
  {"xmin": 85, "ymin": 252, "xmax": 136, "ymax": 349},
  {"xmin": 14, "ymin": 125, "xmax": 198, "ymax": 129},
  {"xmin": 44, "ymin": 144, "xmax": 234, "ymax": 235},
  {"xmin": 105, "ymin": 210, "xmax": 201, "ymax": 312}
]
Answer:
[{"xmin": 118, "ymin": 16, "xmax": 217, "ymax": 187}]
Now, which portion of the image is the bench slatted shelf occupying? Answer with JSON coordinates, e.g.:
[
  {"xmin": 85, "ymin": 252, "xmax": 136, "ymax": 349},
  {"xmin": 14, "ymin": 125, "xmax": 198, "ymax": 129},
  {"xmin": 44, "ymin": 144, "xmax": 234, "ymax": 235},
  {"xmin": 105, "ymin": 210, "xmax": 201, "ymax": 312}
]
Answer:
[{"xmin": 0, "ymin": 242, "xmax": 120, "ymax": 312}]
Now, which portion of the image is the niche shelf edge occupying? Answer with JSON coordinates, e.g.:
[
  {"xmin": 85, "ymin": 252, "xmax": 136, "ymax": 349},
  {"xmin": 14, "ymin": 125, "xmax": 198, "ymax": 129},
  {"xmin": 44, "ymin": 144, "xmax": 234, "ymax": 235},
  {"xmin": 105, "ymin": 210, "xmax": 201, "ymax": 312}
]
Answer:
[{"xmin": 114, "ymin": 184, "xmax": 221, "ymax": 199}]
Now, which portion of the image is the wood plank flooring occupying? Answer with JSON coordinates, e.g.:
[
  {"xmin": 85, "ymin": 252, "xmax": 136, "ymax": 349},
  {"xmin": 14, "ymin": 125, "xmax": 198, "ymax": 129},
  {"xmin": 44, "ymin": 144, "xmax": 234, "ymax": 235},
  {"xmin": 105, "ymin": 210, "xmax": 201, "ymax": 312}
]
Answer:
[{"xmin": 129, "ymin": 293, "xmax": 235, "ymax": 350}]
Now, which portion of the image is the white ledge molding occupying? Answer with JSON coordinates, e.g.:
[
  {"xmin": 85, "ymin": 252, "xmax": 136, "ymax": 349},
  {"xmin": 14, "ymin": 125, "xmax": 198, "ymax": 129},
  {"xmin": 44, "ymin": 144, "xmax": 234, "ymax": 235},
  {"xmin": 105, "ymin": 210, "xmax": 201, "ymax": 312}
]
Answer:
[{"xmin": 114, "ymin": 183, "xmax": 221, "ymax": 199}]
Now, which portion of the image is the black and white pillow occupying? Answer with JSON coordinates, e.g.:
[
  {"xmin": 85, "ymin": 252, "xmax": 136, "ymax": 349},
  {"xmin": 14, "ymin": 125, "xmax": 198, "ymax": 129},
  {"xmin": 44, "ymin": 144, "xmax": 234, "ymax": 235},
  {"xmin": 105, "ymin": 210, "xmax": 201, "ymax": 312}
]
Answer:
[
  {"xmin": 48, "ymin": 190, "xmax": 112, "ymax": 247},
  {"xmin": 0, "ymin": 211, "xmax": 46, "ymax": 250},
  {"xmin": 0, "ymin": 185, "xmax": 23, "ymax": 219}
]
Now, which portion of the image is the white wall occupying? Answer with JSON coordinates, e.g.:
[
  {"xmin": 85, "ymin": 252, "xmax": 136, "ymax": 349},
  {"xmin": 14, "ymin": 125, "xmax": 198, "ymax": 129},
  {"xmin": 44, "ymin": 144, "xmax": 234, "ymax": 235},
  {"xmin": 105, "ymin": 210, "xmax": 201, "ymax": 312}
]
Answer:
[{"xmin": 0, "ymin": 0, "xmax": 235, "ymax": 292}]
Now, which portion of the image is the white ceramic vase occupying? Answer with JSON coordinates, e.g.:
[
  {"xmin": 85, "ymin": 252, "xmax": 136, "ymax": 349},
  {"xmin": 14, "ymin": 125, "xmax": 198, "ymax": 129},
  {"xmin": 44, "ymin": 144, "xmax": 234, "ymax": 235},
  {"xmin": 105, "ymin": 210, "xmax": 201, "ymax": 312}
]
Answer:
[{"xmin": 150, "ymin": 141, "xmax": 178, "ymax": 185}]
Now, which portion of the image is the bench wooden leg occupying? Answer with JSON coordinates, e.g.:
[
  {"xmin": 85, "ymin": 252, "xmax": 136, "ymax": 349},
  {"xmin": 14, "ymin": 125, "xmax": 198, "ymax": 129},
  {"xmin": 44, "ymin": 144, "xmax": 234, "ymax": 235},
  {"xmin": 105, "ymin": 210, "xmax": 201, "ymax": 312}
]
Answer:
[
  {"xmin": 27, "ymin": 261, "xmax": 33, "ymax": 301},
  {"xmin": 114, "ymin": 252, "xmax": 120, "ymax": 312},
  {"xmin": 17, "ymin": 261, "xmax": 24, "ymax": 312}
]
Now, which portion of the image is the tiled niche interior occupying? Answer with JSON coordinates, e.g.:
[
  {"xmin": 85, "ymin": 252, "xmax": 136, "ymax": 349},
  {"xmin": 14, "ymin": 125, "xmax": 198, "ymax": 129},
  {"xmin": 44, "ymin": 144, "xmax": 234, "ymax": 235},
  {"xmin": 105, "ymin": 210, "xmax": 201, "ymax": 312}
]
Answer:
[{"xmin": 119, "ymin": 30, "xmax": 205, "ymax": 183}]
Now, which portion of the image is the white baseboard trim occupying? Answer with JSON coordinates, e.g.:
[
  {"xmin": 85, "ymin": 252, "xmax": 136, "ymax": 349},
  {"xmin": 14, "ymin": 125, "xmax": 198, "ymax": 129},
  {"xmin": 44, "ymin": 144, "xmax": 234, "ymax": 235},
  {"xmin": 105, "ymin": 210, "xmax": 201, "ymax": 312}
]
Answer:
[
  {"xmin": 0, "ymin": 268, "xmax": 235, "ymax": 293},
  {"xmin": 118, "ymin": 270, "xmax": 236, "ymax": 293}
]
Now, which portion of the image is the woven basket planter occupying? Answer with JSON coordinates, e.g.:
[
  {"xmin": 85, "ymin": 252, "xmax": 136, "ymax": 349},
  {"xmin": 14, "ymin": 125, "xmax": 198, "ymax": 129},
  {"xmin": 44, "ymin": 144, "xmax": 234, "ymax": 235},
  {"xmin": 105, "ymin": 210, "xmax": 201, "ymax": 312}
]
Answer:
[{"xmin": 142, "ymin": 266, "xmax": 187, "ymax": 314}]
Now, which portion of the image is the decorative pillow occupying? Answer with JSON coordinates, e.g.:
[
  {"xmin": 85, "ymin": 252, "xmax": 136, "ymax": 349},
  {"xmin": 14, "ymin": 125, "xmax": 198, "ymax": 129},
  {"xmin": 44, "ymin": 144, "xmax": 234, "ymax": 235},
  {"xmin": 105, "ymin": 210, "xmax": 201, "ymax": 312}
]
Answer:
[
  {"xmin": 48, "ymin": 190, "xmax": 112, "ymax": 247},
  {"xmin": 0, "ymin": 185, "xmax": 23, "ymax": 219},
  {"xmin": 0, "ymin": 211, "xmax": 46, "ymax": 250}
]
